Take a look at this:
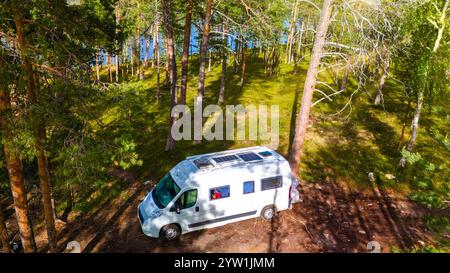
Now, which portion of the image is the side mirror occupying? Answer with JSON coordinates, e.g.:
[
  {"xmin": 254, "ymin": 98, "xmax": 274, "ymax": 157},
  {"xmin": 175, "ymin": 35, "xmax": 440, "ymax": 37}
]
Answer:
[{"xmin": 171, "ymin": 204, "xmax": 181, "ymax": 214}]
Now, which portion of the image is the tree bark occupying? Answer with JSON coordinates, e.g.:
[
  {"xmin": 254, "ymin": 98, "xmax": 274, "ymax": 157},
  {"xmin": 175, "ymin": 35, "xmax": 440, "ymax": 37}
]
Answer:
[
  {"xmin": 180, "ymin": 0, "xmax": 193, "ymax": 106},
  {"xmin": 296, "ymin": 17, "xmax": 307, "ymax": 62},
  {"xmin": 115, "ymin": 5, "xmax": 120, "ymax": 83},
  {"xmin": 164, "ymin": 37, "xmax": 170, "ymax": 87},
  {"xmin": 0, "ymin": 71, "xmax": 12, "ymax": 254},
  {"xmin": 124, "ymin": 40, "xmax": 129, "ymax": 79},
  {"xmin": 13, "ymin": 9, "xmax": 56, "ymax": 252},
  {"xmin": 399, "ymin": 90, "xmax": 424, "ymax": 167},
  {"xmin": 208, "ymin": 50, "xmax": 212, "ymax": 72},
  {"xmin": 135, "ymin": 31, "xmax": 141, "ymax": 80},
  {"xmin": 0, "ymin": 83, "xmax": 36, "ymax": 253},
  {"xmin": 145, "ymin": 30, "xmax": 150, "ymax": 71},
  {"xmin": 162, "ymin": 0, "xmax": 178, "ymax": 150},
  {"xmin": 0, "ymin": 205, "xmax": 11, "ymax": 253},
  {"xmin": 3, "ymin": 146, "xmax": 37, "ymax": 253},
  {"xmin": 95, "ymin": 50, "xmax": 100, "ymax": 83},
  {"xmin": 288, "ymin": 0, "xmax": 299, "ymax": 64},
  {"xmin": 107, "ymin": 51, "xmax": 112, "ymax": 82},
  {"xmin": 239, "ymin": 32, "xmax": 248, "ymax": 88},
  {"xmin": 218, "ymin": 22, "xmax": 227, "ymax": 104},
  {"xmin": 289, "ymin": 0, "xmax": 334, "ymax": 177},
  {"xmin": 152, "ymin": 21, "xmax": 157, "ymax": 68},
  {"xmin": 233, "ymin": 34, "xmax": 239, "ymax": 74},
  {"xmin": 197, "ymin": 0, "xmax": 214, "ymax": 110},
  {"xmin": 155, "ymin": 20, "xmax": 161, "ymax": 101},
  {"xmin": 131, "ymin": 38, "xmax": 134, "ymax": 77}
]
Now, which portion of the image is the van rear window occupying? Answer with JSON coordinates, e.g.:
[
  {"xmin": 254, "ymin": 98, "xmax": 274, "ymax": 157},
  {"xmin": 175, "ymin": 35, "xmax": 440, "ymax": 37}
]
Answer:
[
  {"xmin": 261, "ymin": 176, "xmax": 283, "ymax": 191},
  {"xmin": 210, "ymin": 186, "xmax": 230, "ymax": 200}
]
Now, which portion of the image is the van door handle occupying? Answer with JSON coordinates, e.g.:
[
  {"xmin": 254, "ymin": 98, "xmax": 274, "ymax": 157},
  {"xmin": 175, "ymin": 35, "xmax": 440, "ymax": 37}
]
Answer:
[{"xmin": 195, "ymin": 206, "xmax": 199, "ymax": 212}]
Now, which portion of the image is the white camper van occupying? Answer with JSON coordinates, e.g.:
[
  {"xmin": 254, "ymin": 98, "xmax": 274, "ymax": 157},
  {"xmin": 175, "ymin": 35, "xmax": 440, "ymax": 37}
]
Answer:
[{"xmin": 137, "ymin": 146, "xmax": 300, "ymax": 240}]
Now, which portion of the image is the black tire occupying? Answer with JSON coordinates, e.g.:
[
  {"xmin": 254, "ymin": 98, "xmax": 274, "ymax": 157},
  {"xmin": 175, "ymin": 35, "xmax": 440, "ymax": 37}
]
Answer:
[
  {"xmin": 160, "ymin": 224, "xmax": 181, "ymax": 241},
  {"xmin": 261, "ymin": 205, "xmax": 277, "ymax": 221}
]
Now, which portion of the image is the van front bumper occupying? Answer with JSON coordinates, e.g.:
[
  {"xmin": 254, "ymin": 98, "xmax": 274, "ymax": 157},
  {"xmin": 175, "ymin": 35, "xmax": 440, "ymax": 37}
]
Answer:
[{"xmin": 137, "ymin": 203, "xmax": 161, "ymax": 238}]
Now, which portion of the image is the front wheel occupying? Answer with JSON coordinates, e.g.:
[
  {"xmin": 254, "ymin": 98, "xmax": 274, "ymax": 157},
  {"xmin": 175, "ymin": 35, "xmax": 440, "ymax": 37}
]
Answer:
[
  {"xmin": 261, "ymin": 205, "xmax": 277, "ymax": 221},
  {"xmin": 160, "ymin": 224, "xmax": 181, "ymax": 241}
]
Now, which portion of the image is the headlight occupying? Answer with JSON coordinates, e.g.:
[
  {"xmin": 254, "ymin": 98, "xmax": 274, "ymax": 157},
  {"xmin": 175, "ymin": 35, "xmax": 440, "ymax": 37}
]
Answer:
[{"xmin": 149, "ymin": 210, "xmax": 162, "ymax": 219}]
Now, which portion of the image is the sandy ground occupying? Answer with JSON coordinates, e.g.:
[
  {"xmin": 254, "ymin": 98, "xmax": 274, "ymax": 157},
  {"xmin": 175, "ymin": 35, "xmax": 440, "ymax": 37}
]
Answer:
[{"xmin": 49, "ymin": 175, "xmax": 435, "ymax": 253}]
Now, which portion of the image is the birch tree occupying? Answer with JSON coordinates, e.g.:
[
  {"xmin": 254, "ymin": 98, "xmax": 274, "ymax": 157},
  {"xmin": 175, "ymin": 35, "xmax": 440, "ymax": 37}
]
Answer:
[{"xmin": 399, "ymin": 0, "xmax": 449, "ymax": 167}]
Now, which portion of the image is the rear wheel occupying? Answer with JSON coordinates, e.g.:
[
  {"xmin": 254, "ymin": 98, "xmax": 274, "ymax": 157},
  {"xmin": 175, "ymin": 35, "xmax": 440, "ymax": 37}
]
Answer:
[
  {"xmin": 261, "ymin": 205, "xmax": 277, "ymax": 221},
  {"xmin": 160, "ymin": 224, "xmax": 181, "ymax": 241}
]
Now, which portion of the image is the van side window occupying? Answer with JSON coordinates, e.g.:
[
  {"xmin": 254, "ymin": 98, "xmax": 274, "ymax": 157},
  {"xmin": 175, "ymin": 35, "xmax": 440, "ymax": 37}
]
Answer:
[
  {"xmin": 261, "ymin": 176, "xmax": 283, "ymax": 191},
  {"xmin": 243, "ymin": 181, "xmax": 254, "ymax": 194},
  {"xmin": 210, "ymin": 186, "xmax": 230, "ymax": 200},
  {"xmin": 174, "ymin": 189, "xmax": 198, "ymax": 210}
]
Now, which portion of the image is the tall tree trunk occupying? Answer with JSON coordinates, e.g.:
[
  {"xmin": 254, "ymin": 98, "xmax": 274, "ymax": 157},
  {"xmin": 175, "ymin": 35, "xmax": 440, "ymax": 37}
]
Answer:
[
  {"xmin": 239, "ymin": 32, "xmax": 248, "ymax": 88},
  {"xmin": 152, "ymin": 21, "xmax": 158, "ymax": 68},
  {"xmin": 164, "ymin": 37, "xmax": 170, "ymax": 86},
  {"xmin": 155, "ymin": 20, "xmax": 161, "ymax": 101},
  {"xmin": 374, "ymin": 63, "xmax": 389, "ymax": 106},
  {"xmin": 162, "ymin": 0, "xmax": 178, "ymax": 150},
  {"xmin": 131, "ymin": 38, "xmax": 134, "ymax": 77},
  {"xmin": 107, "ymin": 51, "xmax": 112, "ymax": 82},
  {"xmin": 208, "ymin": 50, "xmax": 212, "ymax": 72},
  {"xmin": 0, "ymin": 65, "xmax": 12, "ymax": 254},
  {"xmin": 288, "ymin": 0, "xmax": 299, "ymax": 64},
  {"xmin": 399, "ymin": 90, "xmax": 423, "ymax": 167},
  {"xmin": 135, "ymin": 31, "xmax": 141, "ymax": 80},
  {"xmin": 0, "ymin": 205, "xmax": 11, "ymax": 253},
  {"xmin": 4, "ymin": 146, "xmax": 37, "ymax": 253},
  {"xmin": 124, "ymin": 40, "xmax": 129, "ymax": 79},
  {"xmin": 296, "ymin": 19, "xmax": 305, "ymax": 61},
  {"xmin": 115, "ymin": 55, "xmax": 120, "ymax": 83},
  {"xmin": 180, "ymin": 0, "xmax": 193, "ymax": 106},
  {"xmin": 13, "ymin": 9, "xmax": 56, "ymax": 252},
  {"xmin": 301, "ymin": 16, "xmax": 311, "ymax": 57},
  {"xmin": 233, "ymin": 34, "xmax": 239, "ymax": 74},
  {"xmin": 197, "ymin": 0, "xmax": 213, "ymax": 113},
  {"xmin": 115, "ymin": 5, "xmax": 120, "ymax": 83},
  {"xmin": 145, "ymin": 31, "xmax": 150, "ymax": 70},
  {"xmin": 0, "ymin": 87, "xmax": 36, "ymax": 253},
  {"xmin": 218, "ymin": 22, "xmax": 227, "ymax": 104},
  {"xmin": 95, "ymin": 50, "xmax": 100, "ymax": 83},
  {"xmin": 289, "ymin": 0, "xmax": 334, "ymax": 176},
  {"xmin": 285, "ymin": 6, "xmax": 295, "ymax": 64}
]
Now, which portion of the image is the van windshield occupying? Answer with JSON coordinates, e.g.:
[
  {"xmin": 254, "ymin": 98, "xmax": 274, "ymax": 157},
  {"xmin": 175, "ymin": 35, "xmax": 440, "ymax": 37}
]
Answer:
[{"xmin": 152, "ymin": 173, "xmax": 181, "ymax": 208}]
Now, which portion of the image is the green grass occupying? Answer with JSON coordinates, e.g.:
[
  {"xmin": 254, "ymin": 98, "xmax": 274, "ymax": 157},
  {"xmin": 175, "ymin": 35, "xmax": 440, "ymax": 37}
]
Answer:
[
  {"xmin": 58, "ymin": 50, "xmax": 450, "ymax": 251},
  {"xmin": 94, "ymin": 51, "xmax": 449, "ymax": 194}
]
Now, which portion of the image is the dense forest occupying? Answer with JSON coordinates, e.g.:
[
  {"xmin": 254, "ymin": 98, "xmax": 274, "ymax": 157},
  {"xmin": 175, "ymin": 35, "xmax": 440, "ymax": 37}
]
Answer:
[{"xmin": 0, "ymin": 0, "xmax": 449, "ymax": 253}]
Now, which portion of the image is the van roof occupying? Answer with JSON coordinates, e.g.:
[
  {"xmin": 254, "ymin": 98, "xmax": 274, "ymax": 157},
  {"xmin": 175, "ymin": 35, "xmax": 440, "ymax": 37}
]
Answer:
[{"xmin": 170, "ymin": 146, "xmax": 288, "ymax": 189}]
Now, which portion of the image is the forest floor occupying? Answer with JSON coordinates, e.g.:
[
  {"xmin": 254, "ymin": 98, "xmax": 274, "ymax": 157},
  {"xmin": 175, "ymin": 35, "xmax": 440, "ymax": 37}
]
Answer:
[
  {"xmin": 50, "ymin": 172, "xmax": 435, "ymax": 253},
  {"xmin": 3, "ymin": 55, "xmax": 448, "ymax": 252}
]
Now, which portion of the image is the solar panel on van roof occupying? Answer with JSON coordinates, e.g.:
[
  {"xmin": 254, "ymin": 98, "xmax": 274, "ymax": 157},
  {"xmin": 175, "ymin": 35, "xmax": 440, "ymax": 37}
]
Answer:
[
  {"xmin": 193, "ymin": 158, "xmax": 214, "ymax": 169},
  {"xmin": 212, "ymin": 154, "xmax": 239, "ymax": 163},
  {"xmin": 258, "ymin": 151, "xmax": 272, "ymax": 157},
  {"xmin": 237, "ymin": 152, "xmax": 262, "ymax": 162}
]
